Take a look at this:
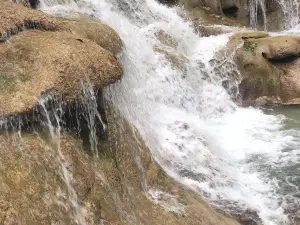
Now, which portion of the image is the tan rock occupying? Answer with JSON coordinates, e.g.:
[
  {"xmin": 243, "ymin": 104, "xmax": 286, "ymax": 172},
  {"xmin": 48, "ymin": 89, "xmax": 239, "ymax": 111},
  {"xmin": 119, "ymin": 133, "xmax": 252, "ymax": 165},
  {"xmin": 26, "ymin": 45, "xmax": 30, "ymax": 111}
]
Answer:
[
  {"xmin": 0, "ymin": 200, "xmax": 21, "ymax": 225},
  {"xmin": 0, "ymin": 30, "xmax": 122, "ymax": 116},
  {"xmin": 0, "ymin": 1, "xmax": 124, "ymax": 117},
  {"xmin": 180, "ymin": 0, "xmax": 284, "ymax": 31},
  {"xmin": 0, "ymin": 0, "xmax": 57, "ymax": 41},
  {"xmin": 235, "ymin": 35, "xmax": 300, "ymax": 105},
  {"xmin": 57, "ymin": 15, "xmax": 123, "ymax": 55},
  {"xmin": 195, "ymin": 24, "xmax": 240, "ymax": 36},
  {"xmin": 254, "ymin": 96, "xmax": 282, "ymax": 106},
  {"xmin": 259, "ymin": 36, "xmax": 300, "ymax": 61},
  {"xmin": 0, "ymin": 112, "xmax": 241, "ymax": 225},
  {"xmin": 228, "ymin": 31, "xmax": 269, "ymax": 49}
]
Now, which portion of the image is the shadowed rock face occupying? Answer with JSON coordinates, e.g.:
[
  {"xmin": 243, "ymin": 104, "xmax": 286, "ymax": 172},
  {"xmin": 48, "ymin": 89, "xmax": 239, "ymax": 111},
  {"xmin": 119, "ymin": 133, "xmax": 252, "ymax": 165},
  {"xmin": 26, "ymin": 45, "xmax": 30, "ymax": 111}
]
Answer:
[
  {"xmin": 157, "ymin": 0, "xmax": 178, "ymax": 5},
  {"xmin": 28, "ymin": 0, "xmax": 39, "ymax": 8},
  {"xmin": 234, "ymin": 35, "xmax": 300, "ymax": 106}
]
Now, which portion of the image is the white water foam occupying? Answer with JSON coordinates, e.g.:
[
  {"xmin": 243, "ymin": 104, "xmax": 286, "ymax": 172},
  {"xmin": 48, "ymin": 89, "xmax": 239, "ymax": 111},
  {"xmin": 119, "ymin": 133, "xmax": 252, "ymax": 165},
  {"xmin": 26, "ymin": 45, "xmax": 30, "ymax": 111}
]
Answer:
[{"xmin": 39, "ymin": 0, "xmax": 300, "ymax": 224}]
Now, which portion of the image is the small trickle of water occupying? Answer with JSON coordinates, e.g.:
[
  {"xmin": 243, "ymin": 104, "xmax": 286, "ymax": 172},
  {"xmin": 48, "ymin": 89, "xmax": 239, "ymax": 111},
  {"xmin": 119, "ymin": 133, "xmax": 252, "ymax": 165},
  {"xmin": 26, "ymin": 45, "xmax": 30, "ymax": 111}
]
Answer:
[{"xmin": 38, "ymin": 95, "xmax": 87, "ymax": 225}]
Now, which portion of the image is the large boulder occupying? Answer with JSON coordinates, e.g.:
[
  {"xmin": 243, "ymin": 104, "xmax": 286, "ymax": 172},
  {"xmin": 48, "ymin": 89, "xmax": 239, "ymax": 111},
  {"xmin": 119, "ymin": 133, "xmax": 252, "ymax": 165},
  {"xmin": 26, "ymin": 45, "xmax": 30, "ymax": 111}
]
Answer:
[
  {"xmin": 235, "ymin": 35, "xmax": 300, "ymax": 106},
  {"xmin": 0, "ymin": 1, "xmax": 123, "ymax": 117},
  {"xmin": 57, "ymin": 15, "xmax": 123, "ymax": 55},
  {"xmin": 0, "ymin": 30, "xmax": 122, "ymax": 116}
]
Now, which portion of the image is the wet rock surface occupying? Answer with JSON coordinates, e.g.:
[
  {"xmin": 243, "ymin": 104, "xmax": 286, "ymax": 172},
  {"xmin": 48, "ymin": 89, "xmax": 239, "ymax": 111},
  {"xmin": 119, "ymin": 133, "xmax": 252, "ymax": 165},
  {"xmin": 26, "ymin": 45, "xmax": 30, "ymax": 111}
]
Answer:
[{"xmin": 0, "ymin": 102, "xmax": 242, "ymax": 225}]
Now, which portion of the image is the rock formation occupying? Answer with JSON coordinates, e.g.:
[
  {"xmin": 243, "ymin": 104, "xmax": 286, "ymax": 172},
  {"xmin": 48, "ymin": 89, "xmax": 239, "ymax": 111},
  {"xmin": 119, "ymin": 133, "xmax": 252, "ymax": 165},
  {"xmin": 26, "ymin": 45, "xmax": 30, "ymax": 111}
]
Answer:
[{"xmin": 234, "ymin": 34, "xmax": 300, "ymax": 106}]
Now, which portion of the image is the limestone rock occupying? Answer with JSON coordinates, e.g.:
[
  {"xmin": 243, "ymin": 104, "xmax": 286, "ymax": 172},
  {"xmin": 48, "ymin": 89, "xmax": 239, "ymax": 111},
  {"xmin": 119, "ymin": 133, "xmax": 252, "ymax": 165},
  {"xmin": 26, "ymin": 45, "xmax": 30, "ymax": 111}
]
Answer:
[
  {"xmin": 0, "ymin": 0, "xmax": 57, "ymax": 41},
  {"xmin": 0, "ymin": 30, "xmax": 122, "ymax": 116},
  {"xmin": 195, "ymin": 24, "xmax": 239, "ymax": 37},
  {"xmin": 0, "ymin": 2, "xmax": 123, "ymax": 117},
  {"xmin": 0, "ymin": 201, "xmax": 21, "ymax": 225},
  {"xmin": 254, "ymin": 96, "xmax": 282, "ymax": 106},
  {"xmin": 57, "ymin": 15, "xmax": 123, "ymax": 55},
  {"xmin": 235, "ymin": 35, "xmax": 300, "ymax": 105},
  {"xmin": 0, "ymin": 108, "xmax": 241, "ymax": 225}
]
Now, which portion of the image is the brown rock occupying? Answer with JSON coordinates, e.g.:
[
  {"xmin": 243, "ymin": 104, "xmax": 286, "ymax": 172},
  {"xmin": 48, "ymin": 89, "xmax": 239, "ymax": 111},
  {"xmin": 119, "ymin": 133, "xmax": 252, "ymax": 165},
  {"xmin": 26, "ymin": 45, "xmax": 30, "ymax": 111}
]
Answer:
[
  {"xmin": 0, "ymin": 30, "xmax": 122, "ymax": 116},
  {"xmin": 254, "ymin": 96, "xmax": 282, "ymax": 106},
  {"xmin": 0, "ymin": 111, "xmax": 241, "ymax": 225},
  {"xmin": 235, "ymin": 35, "xmax": 300, "ymax": 106},
  {"xmin": 57, "ymin": 15, "xmax": 123, "ymax": 55},
  {"xmin": 0, "ymin": 200, "xmax": 21, "ymax": 225},
  {"xmin": 180, "ymin": 0, "xmax": 284, "ymax": 31},
  {"xmin": 0, "ymin": 0, "xmax": 57, "ymax": 41},
  {"xmin": 0, "ymin": 2, "xmax": 123, "ymax": 117},
  {"xmin": 195, "ymin": 24, "xmax": 238, "ymax": 37}
]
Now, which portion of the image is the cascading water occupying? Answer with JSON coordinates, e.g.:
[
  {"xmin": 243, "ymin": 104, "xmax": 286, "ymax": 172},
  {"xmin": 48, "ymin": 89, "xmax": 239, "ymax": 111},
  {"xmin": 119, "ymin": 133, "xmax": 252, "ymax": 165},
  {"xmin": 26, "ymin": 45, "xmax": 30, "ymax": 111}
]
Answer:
[
  {"xmin": 276, "ymin": 0, "xmax": 300, "ymax": 29},
  {"xmin": 249, "ymin": 0, "xmax": 267, "ymax": 30},
  {"xmin": 37, "ymin": 0, "xmax": 300, "ymax": 224},
  {"xmin": 248, "ymin": 0, "xmax": 300, "ymax": 30}
]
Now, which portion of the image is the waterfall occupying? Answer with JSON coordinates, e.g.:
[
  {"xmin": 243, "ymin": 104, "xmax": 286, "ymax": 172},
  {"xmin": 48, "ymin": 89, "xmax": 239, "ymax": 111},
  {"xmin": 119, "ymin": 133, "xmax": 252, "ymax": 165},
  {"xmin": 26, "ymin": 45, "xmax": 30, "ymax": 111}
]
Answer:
[
  {"xmin": 276, "ymin": 0, "xmax": 300, "ymax": 29},
  {"xmin": 35, "ymin": 0, "xmax": 300, "ymax": 224},
  {"xmin": 248, "ymin": 0, "xmax": 300, "ymax": 30},
  {"xmin": 38, "ymin": 96, "xmax": 88, "ymax": 225},
  {"xmin": 249, "ymin": 0, "xmax": 267, "ymax": 30}
]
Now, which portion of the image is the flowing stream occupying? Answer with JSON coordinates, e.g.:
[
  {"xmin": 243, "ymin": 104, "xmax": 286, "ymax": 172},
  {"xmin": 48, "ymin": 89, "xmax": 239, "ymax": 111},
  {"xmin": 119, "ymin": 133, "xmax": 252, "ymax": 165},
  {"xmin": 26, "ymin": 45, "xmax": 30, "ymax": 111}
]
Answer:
[{"xmin": 36, "ymin": 0, "xmax": 300, "ymax": 224}]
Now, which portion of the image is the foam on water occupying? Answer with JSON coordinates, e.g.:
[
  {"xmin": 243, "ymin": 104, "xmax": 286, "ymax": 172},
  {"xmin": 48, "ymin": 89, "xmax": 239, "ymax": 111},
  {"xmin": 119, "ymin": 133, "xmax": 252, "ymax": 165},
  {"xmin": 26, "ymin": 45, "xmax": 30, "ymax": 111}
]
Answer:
[{"xmin": 39, "ymin": 0, "xmax": 300, "ymax": 224}]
